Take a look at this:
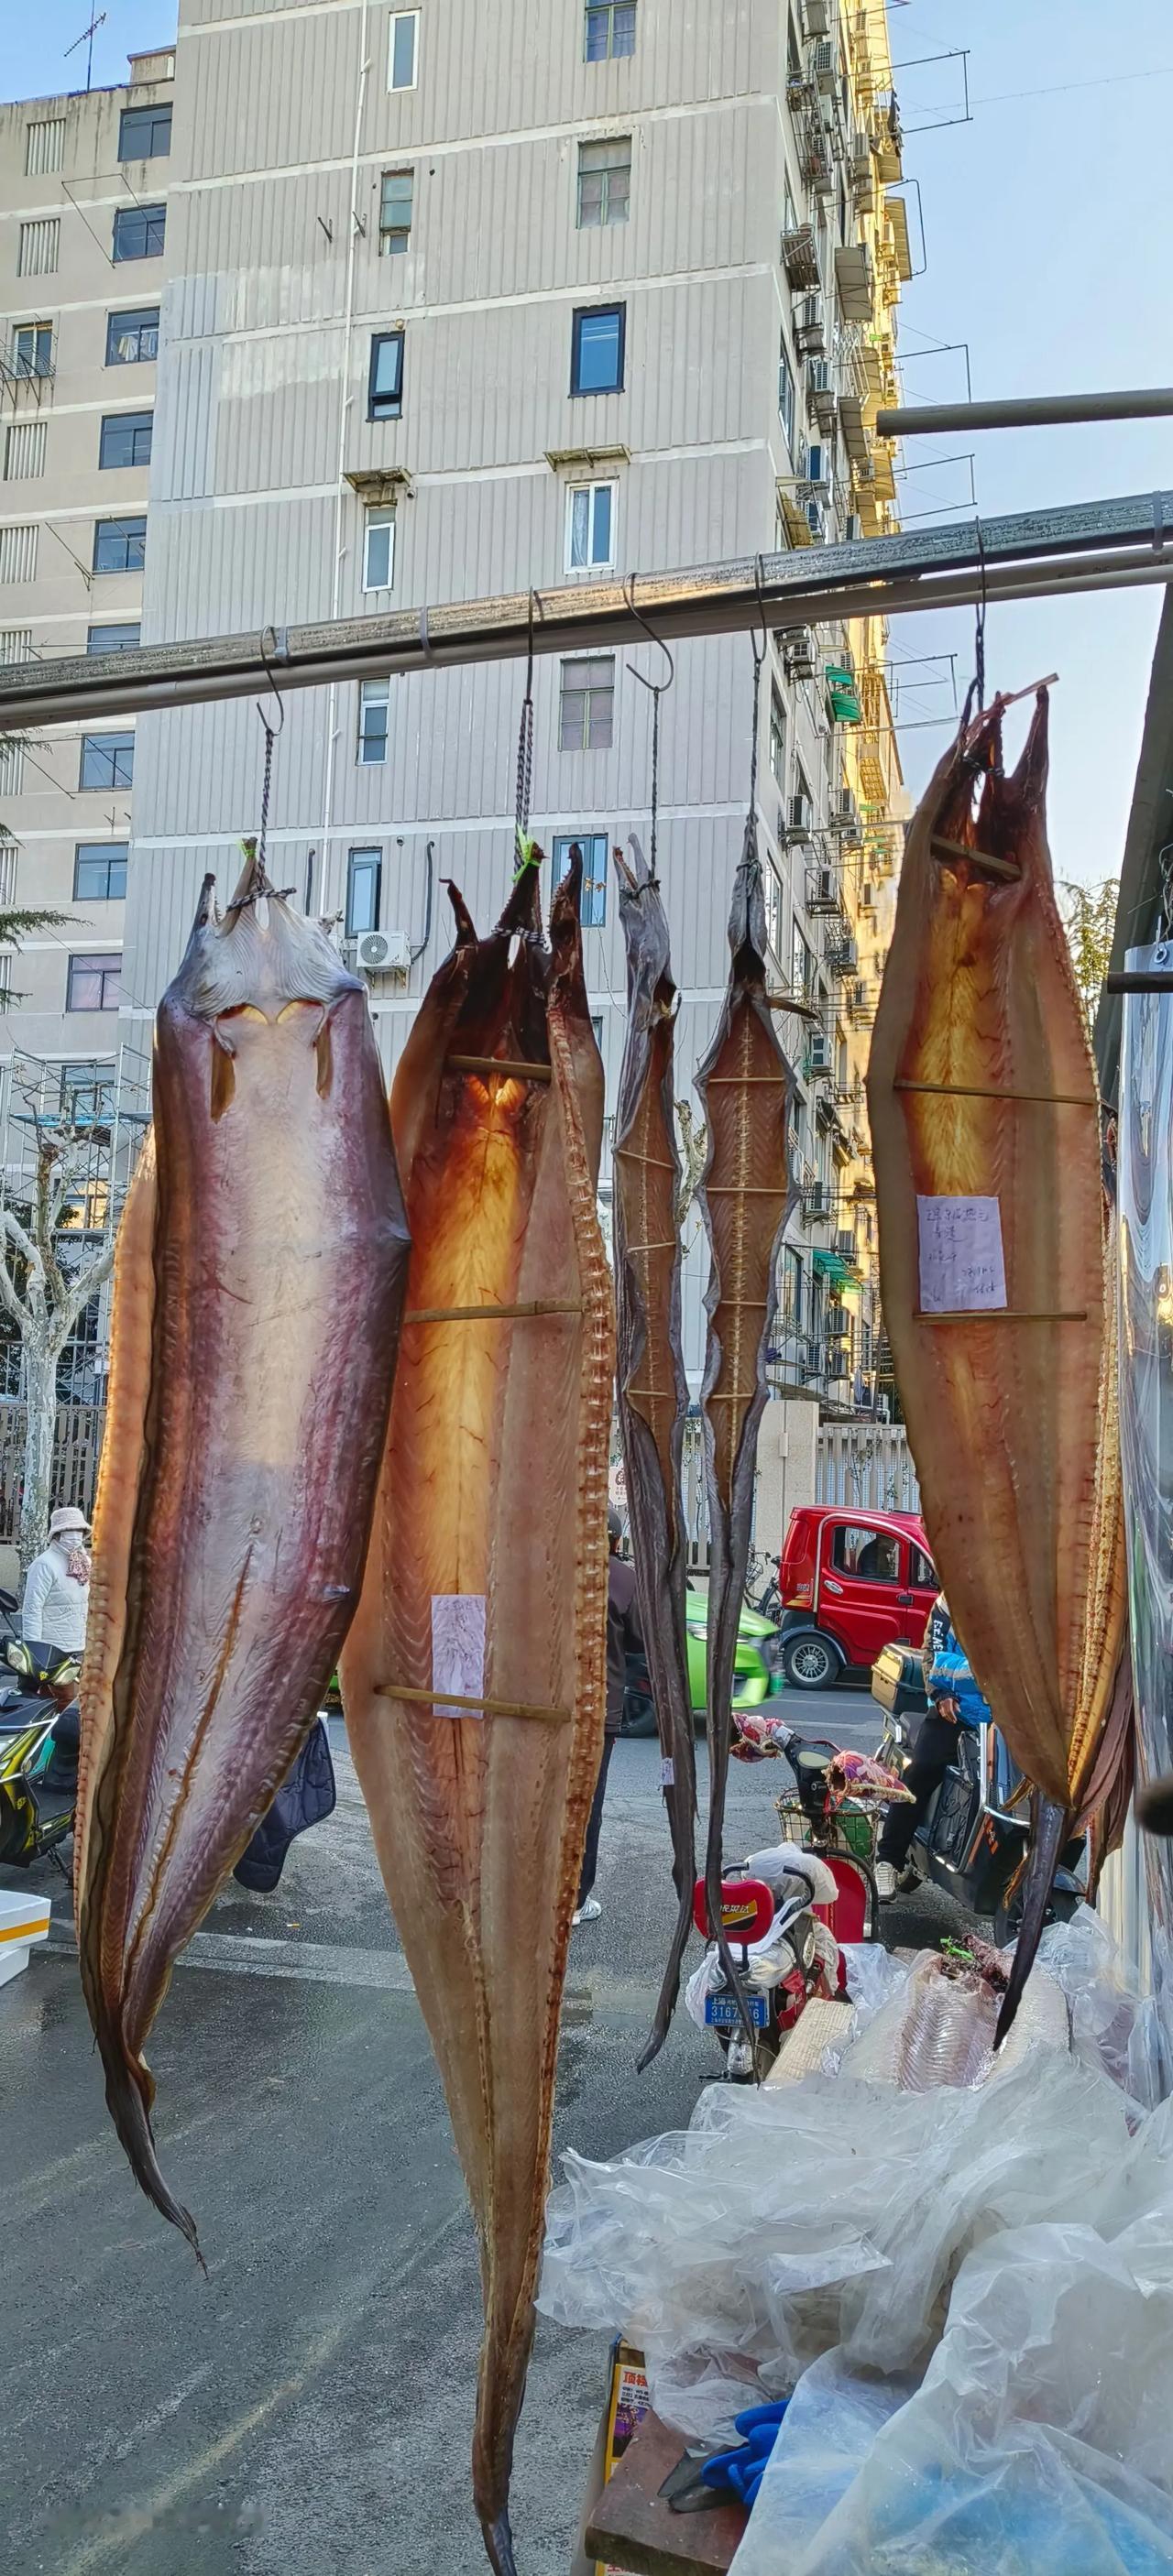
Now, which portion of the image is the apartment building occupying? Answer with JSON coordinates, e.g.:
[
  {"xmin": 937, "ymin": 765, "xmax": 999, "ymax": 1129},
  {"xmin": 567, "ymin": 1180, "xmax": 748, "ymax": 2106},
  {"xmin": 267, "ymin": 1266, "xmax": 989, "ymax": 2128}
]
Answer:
[{"xmin": 0, "ymin": 49, "xmax": 173, "ymax": 1094}]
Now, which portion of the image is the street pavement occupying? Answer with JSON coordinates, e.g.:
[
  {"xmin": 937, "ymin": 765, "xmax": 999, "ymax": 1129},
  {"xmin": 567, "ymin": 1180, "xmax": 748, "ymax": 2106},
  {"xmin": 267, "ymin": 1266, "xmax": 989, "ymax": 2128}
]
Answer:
[{"xmin": 0, "ymin": 1686, "xmax": 969, "ymax": 2574}]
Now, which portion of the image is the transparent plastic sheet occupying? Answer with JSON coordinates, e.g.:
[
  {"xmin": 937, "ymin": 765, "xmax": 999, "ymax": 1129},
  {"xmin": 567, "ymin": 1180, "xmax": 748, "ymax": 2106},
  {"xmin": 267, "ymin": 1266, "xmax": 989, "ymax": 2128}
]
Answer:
[
  {"xmin": 1035, "ymin": 1904, "xmax": 1163, "ymax": 2113},
  {"xmin": 538, "ymin": 2051, "xmax": 1132, "ymax": 2440},
  {"xmin": 735, "ymin": 2195, "xmax": 1173, "ymax": 2576}
]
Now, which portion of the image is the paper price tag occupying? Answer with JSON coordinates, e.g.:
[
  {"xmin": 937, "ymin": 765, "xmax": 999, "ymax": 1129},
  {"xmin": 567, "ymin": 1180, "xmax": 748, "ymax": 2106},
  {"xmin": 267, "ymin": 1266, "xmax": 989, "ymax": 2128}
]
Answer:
[
  {"xmin": 660, "ymin": 1758, "xmax": 674, "ymax": 1787},
  {"xmin": 916, "ymin": 1194, "xmax": 1007, "ymax": 1314},
  {"xmin": 431, "ymin": 1595, "xmax": 487, "ymax": 1718}
]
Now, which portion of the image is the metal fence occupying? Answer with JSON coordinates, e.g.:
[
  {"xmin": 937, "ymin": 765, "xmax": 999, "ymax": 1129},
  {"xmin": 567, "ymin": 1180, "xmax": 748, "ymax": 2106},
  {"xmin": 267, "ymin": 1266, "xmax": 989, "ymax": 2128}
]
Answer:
[
  {"xmin": 817, "ymin": 1422, "xmax": 920, "ymax": 1512},
  {"xmin": 0, "ymin": 1402, "xmax": 104, "ymax": 1535}
]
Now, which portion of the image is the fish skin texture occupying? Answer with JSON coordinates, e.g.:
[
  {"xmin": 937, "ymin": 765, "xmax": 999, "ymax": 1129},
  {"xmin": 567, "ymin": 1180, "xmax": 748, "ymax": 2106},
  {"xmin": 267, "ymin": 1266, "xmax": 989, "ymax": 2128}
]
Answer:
[
  {"xmin": 74, "ymin": 853, "xmax": 410, "ymax": 2249},
  {"xmin": 694, "ymin": 819, "xmax": 798, "ymax": 2032},
  {"xmin": 867, "ymin": 696, "xmax": 1124, "ymax": 2035},
  {"xmin": 339, "ymin": 853, "xmax": 612, "ymax": 2576},
  {"xmin": 611, "ymin": 837, "xmax": 697, "ymax": 2068}
]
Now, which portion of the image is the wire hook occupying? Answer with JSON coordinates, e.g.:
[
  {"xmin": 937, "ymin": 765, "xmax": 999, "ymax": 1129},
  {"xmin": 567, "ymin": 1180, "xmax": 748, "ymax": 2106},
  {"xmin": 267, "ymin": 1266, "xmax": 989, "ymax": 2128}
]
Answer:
[
  {"xmin": 751, "ymin": 552, "xmax": 770, "ymax": 673},
  {"xmin": 256, "ymin": 623, "xmax": 288, "ymax": 740},
  {"xmin": 746, "ymin": 554, "xmax": 769, "ymax": 821},
  {"xmin": 624, "ymin": 574, "xmax": 675, "ymax": 697},
  {"xmin": 624, "ymin": 578, "xmax": 674, "ymax": 882},
  {"xmin": 514, "ymin": 590, "xmax": 538, "ymax": 861}
]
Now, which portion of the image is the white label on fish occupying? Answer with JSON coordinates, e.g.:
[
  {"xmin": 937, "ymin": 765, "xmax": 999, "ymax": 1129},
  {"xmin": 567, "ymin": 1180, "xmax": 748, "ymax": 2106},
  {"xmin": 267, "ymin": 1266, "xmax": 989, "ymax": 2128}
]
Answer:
[
  {"xmin": 432, "ymin": 1594, "xmax": 487, "ymax": 1718},
  {"xmin": 916, "ymin": 1195, "xmax": 1007, "ymax": 1313}
]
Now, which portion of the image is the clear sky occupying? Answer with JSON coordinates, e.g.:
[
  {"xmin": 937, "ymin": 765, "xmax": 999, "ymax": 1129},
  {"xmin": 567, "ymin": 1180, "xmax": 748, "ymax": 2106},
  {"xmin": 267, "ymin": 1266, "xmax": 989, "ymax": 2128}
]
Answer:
[{"xmin": 8, "ymin": 1, "xmax": 1173, "ymax": 886}]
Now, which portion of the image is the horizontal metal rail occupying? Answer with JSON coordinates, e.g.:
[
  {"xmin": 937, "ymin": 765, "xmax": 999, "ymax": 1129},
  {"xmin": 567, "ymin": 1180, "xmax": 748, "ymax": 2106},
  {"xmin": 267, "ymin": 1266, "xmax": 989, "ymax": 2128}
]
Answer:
[
  {"xmin": 2, "ymin": 490, "xmax": 1172, "ymax": 730},
  {"xmin": 877, "ymin": 389, "xmax": 1173, "ymax": 439}
]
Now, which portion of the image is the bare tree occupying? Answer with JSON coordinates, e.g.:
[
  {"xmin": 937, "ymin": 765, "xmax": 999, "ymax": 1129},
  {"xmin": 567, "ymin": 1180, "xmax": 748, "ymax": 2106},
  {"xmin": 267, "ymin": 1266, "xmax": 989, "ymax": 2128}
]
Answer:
[{"xmin": 0, "ymin": 1118, "xmax": 117, "ymax": 1567}]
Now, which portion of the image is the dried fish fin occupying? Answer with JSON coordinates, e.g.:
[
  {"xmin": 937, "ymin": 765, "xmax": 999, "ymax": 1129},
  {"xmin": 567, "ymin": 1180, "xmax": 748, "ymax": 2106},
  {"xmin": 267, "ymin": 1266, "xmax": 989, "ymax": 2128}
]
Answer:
[
  {"xmin": 695, "ymin": 817, "xmax": 798, "ymax": 2049},
  {"xmin": 611, "ymin": 845, "xmax": 696, "ymax": 2067}
]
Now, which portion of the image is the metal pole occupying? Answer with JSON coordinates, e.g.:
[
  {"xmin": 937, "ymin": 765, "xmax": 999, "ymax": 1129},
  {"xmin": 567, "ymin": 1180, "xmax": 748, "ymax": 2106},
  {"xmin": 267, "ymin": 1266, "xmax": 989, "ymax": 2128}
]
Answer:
[
  {"xmin": 877, "ymin": 389, "xmax": 1173, "ymax": 439},
  {"xmin": 3, "ymin": 489, "xmax": 1173, "ymax": 731}
]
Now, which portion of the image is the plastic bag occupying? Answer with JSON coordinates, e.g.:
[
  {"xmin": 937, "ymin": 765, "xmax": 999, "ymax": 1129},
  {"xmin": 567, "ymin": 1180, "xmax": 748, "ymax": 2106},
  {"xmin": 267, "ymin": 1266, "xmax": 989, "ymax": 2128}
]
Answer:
[
  {"xmin": 1035, "ymin": 1903, "xmax": 1163, "ymax": 2112},
  {"xmin": 538, "ymin": 2049, "xmax": 1132, "ymax": 2440}
]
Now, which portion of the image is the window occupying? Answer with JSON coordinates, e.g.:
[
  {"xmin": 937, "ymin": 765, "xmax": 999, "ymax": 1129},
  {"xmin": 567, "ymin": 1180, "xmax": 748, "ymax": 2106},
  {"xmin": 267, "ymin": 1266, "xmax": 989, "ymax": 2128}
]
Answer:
[
  {"xmin": 59, "ymin": 1059, "xmax": 117, "ymax": 1120},
  {"xmin": 553, "ymin": 834, "xmax": 608, "ymax": 928},
  {"xmin": 93, "ymin": 517, "xmax": 147, "ymax": 573},
  {"xmin": 12, "ymin": 323, "xmax": 52, "ymax": 380},
  {"xmin": 784, "ymin": 178, "xmax": 798, "ymax": 240},
  {"xmin": 80, "ymin": 732, "xmax": 134, "ymax": 791},
  {"xmin": 363, "ymin": 507, "xmax": 396, "ymax": 590},
  {"xmin": 762, "ymin": 859, "xmax": 782, "ymax": 960},
  {"xmin": 4, "ymin": 421, "xmax": 46, "ymax": 481},
  {"xmin": 787, "ymin": 13, "xmax": 802, "ymax": 79},
  {"xmin": 389, "ymin": 10, "xmax": 419, "ymax": 89},
  {"xmin": 577, "ymin": 136, "xmax": 631, "ymax": 227},
  {"xmin": 112, "ymin": 203, "xmax": 166, "ymax": 262},
  {"xmin": 0, "ymin": 525, "xmax": 37, "ymax": 583},
  {"xmin": 26, "ymin": 117, "xmax": 65, "ymax": 176},
  {"xmin": 791, "ymin": 917, "xmax": 815, "ymax": 1001},
  {"xmin": 912, "ymin": 1545, "xmax": 937, "ymax": 1591},
  {"xmin": 378, "ymin": 169, "xmax": 413, "ymax": 255},
  {"xmin": 118, "ymin": 104, "xmax": 172, "ymax": 158},
  {"xmin": 67, "ymin": 953, "xmax": 122, "ymax": 1011},
  {"xmin": 357, "ymin": 680, "xmax": 389, "ymax": 764},
  {"xmin": 88, "ymin": 623, "xmax": 140, "ymax": 654},
  {"xmin": 565, "ymin": 479, "xmax": 615, "ymax": 572},
  {"xmin": 368, "ymin": 330, "xmax": 404, "ymax": 420},
  {"xmin": 590, "ymin": 1012, "xmax": 604, "ymax": 1050},
  {"xmin": 570, "ymin": 304, "xmax": 625, "ymax": 396},
  {"xmin": 346, "ymin": 848, "xmax": 382, "ymax": 934},
  {"xmin": 832, "ymin": 1523, "xmax": 901, "ymax": 1583},
  {"xmin": 99, "ymin": 410, "xmax": 153, "ymax": 469},
  {"xmin": 778, "ymin": 335, "xmax": 796, "ymax": 450},
  {"xmin": 74, "ymin": 843, "xmax": 128, "ymax": 900},
  {"xmin": 585, "ymin": 1, "xmax": 636, "ymax": 60},
  {"xmin": 769, "ymin": 684, "xmax": 786, "ymax": 784},
  {"xmin": 17, "ymin": 218, "xmax": 59, "ymax": 277},
  {"xmin": 783, "ymin": 1246, "xmax": 804, "ymax": 1334},
  {"xmin": 106, "ymin": 306, "xmax": 159, "ymax": 365},
  {"xmin": 559, "ymin": 657, "xmax": 614, "ymax": 751}
]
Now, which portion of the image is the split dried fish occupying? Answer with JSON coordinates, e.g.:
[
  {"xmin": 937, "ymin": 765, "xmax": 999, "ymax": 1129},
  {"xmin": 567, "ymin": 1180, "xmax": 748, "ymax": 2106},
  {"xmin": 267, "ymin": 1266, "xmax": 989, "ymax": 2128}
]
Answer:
[
  {"xmin": 75, "ymin": 850, "xmax": 409, "ymax": 2246},
  {"xmin": 867, "ymin": 695, "xmax": 1124, "ymax": 2033},
  {"xmin": 611, "ymin": 836, "xmax": 696, "ymax": 2067},
  {"xmin": 340, "ymin": 852, "xmax": 612, "ymax": 2575},
  {"xmin": 695, "ymin": 818, "xmax": 798, "ymax": 2025}
]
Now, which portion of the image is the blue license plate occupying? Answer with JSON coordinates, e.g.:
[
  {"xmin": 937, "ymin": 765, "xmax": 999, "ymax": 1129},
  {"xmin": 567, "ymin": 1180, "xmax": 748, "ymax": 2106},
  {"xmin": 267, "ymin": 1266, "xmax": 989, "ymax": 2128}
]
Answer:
[{"xmin": 705, "ymin": 1992, "xmax": 769, "ymax": 2029}]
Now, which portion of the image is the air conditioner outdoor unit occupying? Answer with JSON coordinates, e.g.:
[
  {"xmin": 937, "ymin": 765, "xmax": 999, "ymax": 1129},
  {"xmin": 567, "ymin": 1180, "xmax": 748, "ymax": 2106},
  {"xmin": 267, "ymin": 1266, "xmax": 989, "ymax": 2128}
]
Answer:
[
  {"xmin": 843, "ymin": 511, "xmax": 862, "ymax": 542},
  {"xmin": 803, "ymin": 0, "xmax": 829, "ymax": 32},
  {"xmin": 787, "ymin": 791, "xmax": 815, "ymax": 838},
  {"xmin": 850, "ymin": 979, "xmax": 867, "ymax": 1014},
  {"xmin": 826, "ymin": 1346, "xmax": 850, "ymax": 1380},
  {"xmin": 805, "ymin": 442, "xmax": 831, "ymax": 493},
  {"xmin": 835, "ymin": 1228, "xmax": 856, "ymax": 1261},
  {"xmin": 804, "ymin": 1337, "xmax": 823, "ymax": 1377},
  {"xmin": 795, "ymin": 296, "xmax": 826, "ymax": 355},
  {"xmin": 808, "ymin": 866, "xmax": 841, "ymax": 912},
  {"xmin": 355, "ymin": 928, "xmax": 411, "ymax": 975},
  {"xmin": 834, "ymin": 934, "xmax": 859, "ymax": 974},
  {"xmin": 812, "ymin": 38, "xmax": 837, "ymax": 91},
  {"xmin": 781, "ymin": 624, "xmax": 818, "ymax": 679},
  {"xmin": 805, "ymin": 1180, "xmax": 832, "ymax": 1218},
  {"xmin": 875, "ymin": 1394, "xmax": 891, "ymax": 1422},
  {"xmin": 806, "ymin": 1031, "xmax": 832, "ymax": 1074},
  {"xmin": 806, "ymin": 497, "xmax": 828, "ymax": 542},
  {"xmin": 860, "ymin": 880, "xmax": 875, "ymax": 911},
  {"xmin": 826, "ymin": 1305, "xmax": 850, "ymax": 1337},
  {"xmin": 837, "ymin": 788, "xmax": 861, "ymax": 835}
]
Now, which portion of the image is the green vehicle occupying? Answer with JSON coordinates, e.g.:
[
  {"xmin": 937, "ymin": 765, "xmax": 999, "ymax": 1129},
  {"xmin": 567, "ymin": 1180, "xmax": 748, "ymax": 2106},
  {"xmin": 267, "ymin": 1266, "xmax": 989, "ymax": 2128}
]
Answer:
[{"xmin": 620, "ymin": 1586, "xmax": 784, "ymax": 1738}]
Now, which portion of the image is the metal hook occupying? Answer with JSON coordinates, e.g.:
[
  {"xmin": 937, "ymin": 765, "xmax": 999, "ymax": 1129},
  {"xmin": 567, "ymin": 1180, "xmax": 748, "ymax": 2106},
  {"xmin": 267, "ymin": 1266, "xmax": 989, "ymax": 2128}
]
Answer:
[
  {"xmin": 624, "ymin": 576, "xmax": 675, "ymax": 697},
  {"xmin": 751, "ymin": 553, "xmax": 770, "ymax": 671},
  {"xmin": 256, "ymin": 623, "xmax": 288, "ymax": 739}
]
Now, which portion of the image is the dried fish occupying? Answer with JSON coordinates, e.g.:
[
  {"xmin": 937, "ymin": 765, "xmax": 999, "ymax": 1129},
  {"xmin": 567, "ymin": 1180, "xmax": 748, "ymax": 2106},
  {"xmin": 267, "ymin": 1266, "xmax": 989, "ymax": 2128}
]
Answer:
[
  {"xmin": 340, "ymin": 851, "xmax": 612, "ymax": 2575},
  {"xmin": 695, "ymin": 818, "xmax": 798, "ymax": 2034},
  {"xmin": 610, "ymin": 836, "xmax": 696, "ymax": 2067},
  {"xmin": 75, "ymin": 851, "xmax": 409, "ymax": 2244},
  {"xmin": 867, "ymin": 696, "xmax": 1124, "ymax": 2035}
]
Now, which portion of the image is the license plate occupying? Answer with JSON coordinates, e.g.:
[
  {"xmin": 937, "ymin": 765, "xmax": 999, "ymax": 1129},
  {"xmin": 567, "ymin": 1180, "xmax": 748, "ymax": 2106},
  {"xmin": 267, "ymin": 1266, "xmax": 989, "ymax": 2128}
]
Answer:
[{"xmin": 705, "ymin": 1992, "xmax": 769, "ymax": 2028}]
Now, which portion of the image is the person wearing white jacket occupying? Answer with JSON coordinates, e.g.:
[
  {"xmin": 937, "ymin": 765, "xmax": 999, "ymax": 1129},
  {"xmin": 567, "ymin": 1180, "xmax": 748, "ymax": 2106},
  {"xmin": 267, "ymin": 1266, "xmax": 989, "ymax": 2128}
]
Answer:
[{"xmin": 20, "ymin": 1505, "xmax": 91, "ymax": 1654}]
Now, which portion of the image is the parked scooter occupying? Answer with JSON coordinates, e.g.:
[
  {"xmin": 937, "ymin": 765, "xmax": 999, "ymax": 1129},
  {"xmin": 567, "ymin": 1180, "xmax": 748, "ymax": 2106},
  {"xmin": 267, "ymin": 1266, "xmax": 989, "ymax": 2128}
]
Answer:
[
  {"xmin": 872, "ymin": 1643, "xmax": 1085, "ymax": 1942},
  {"xmin": 0, "ymin": 1641, "xmax": 83, "ymax": 1870}
]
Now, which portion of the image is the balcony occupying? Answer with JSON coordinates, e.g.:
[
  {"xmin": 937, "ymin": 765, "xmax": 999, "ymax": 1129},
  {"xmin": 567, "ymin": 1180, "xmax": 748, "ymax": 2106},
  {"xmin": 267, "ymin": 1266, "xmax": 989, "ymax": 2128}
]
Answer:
[
  {"xmin": 781, "ymin": 223, "xmax": 822, "ymax": 291},
  {"xmin": 834, "ymin": 243, "xmax": 874, "ymax": 322},
  {"xmin": 777, "ymin": 484, "xmax": 815, "ymax": 550},
  {"xmin": 826, "ymin": 662, "xmax": 862, "ymax": 725},
  {"xmin": 874, "ymin": 94, "xmax": 904, "ymax": 182},
  {"xmin": 887, "ymin": 194, "xmax": 914, "ymax": 282},
  {"xmin": 850, "ymin": 133, "xmax": 875, "ymax": 212}
]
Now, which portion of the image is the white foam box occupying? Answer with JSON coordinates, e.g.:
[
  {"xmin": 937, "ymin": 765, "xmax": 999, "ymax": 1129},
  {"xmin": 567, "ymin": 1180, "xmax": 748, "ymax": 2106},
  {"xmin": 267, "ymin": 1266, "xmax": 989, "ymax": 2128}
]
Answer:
[{"xmin": 0, "ymin": 1888, "xmax": 51, "ymax": 1987}]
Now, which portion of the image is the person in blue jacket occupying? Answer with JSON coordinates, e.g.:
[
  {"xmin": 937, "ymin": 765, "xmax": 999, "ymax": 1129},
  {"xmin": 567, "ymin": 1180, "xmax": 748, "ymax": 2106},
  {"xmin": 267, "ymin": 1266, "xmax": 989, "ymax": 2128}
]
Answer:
[{"xmin": 874, "ymin": 1590, "xmax": 991, "ymax": 1898}]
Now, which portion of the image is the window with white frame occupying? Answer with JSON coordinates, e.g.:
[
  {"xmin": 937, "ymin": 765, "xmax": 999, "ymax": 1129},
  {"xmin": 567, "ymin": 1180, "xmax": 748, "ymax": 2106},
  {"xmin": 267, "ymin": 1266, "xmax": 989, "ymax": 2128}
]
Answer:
[
  {"xmin": 585, "ymin": 1, "xmax": 636, "ymax": 60},
  {"xmin": 778, "ymin": 335, "xmax": 796, "ymax": 451},
  {"xmin": 577, "ymin": 136, "xmax": 631, "ymax": 227},
  {"xmin": 346, "ymin": 847, "xmax": 382, "ymax": 933},
  {"xmin": 357, "ymin": 679, "xmax": 389, "ymax": 764},
  {"xmin": 792, "ymin": 916, "xmax": 815, "ymax": 1001},
  {"xmin": 762, "ymin": 858, "xmax": 782, "ymax": 961},
  {"xmin": 553, "ymin": 834, "xmax": 608, "ymax": 927},
  {"xmin": 12, "ymin": 322, "xmax": 52, "ymax": 380},
  {"xmin": 379, "ymin": 169, "xmax": 413, "ymax": 254},
  {"xmin": 769, "ymin": 683, "xmax": 786, "ymax": 784},
  {"xmin": 389, "ymin": 10, "xmax": 419, "ymax": 89},
  {"xmin": 565, "ymin": 480, "xmax": 615, "ymax": 573},
  {"xmin": 559, "ymin": 657, "xmax": 615, "ymax": 752},
  {"xmin": 363, "ymin": 506, "xmax": 396, "ymax": 590}
]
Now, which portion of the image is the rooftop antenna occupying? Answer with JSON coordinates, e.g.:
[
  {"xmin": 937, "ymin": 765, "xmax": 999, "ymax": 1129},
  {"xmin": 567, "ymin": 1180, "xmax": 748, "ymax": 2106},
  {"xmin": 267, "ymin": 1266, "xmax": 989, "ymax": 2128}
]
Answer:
[{"xmin": 65, "ymin": 10, "xmax": 107, "ymax": 95}]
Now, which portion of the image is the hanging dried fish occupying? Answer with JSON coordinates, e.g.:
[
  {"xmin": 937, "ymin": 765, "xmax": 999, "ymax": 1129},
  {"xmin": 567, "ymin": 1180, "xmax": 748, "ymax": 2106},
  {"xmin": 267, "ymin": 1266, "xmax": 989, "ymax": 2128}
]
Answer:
[
  {"xmin": 867, "ymin": 694, "xmax": 1124, "ymax": 2036},
  {"xmin": 75, "ymin": 850, "xmax": 410, "ymax": 2243},
  {"xmin": 340, "ymin": 851, "xmax": 613, "ymax": 2576},
  {"xmin": 610, "ymin": 836, "xmax": 696, "ymax": 2067},
  {"xmin": 695, "ymin": 816, "xmax": 798, "ymax": 2036}
]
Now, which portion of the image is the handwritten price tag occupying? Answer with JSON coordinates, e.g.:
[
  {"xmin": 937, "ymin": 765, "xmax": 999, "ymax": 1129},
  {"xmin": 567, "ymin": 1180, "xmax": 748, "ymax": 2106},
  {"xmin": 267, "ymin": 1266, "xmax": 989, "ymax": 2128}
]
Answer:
[{"xmin": 916, "ymin": 1195, "xmax": 1007, "ymax": 1314}]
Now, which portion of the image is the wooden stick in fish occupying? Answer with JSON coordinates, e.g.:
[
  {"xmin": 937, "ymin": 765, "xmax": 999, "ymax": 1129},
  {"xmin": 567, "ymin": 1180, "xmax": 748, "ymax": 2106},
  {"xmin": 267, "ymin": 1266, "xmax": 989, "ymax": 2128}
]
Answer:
[
  {"xmin": 694, "ymin": 817, "xmax": 798, "ymax": 2048},
  {"xmin": 610, "ymin": 836, "xmax": 697, "ymax": 2068},
  {"xmin": 340, "ymin": 850, "xmax": 613, "ymax": 2576},
  {"xmin": 867, "ymin": 693, "xmax": 1124, "ymax": 2036},
  {"xmin": 74, "ymin": 851, "xmax": 410, "ymax": 2248}
]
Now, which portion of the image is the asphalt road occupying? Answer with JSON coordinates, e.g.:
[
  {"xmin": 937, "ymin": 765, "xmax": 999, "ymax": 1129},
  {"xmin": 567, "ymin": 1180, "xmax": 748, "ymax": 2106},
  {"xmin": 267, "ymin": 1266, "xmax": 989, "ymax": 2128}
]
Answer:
[{"xmin": 0, "ymin": 1688, "xmax": 968, "ymax": 2575}]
